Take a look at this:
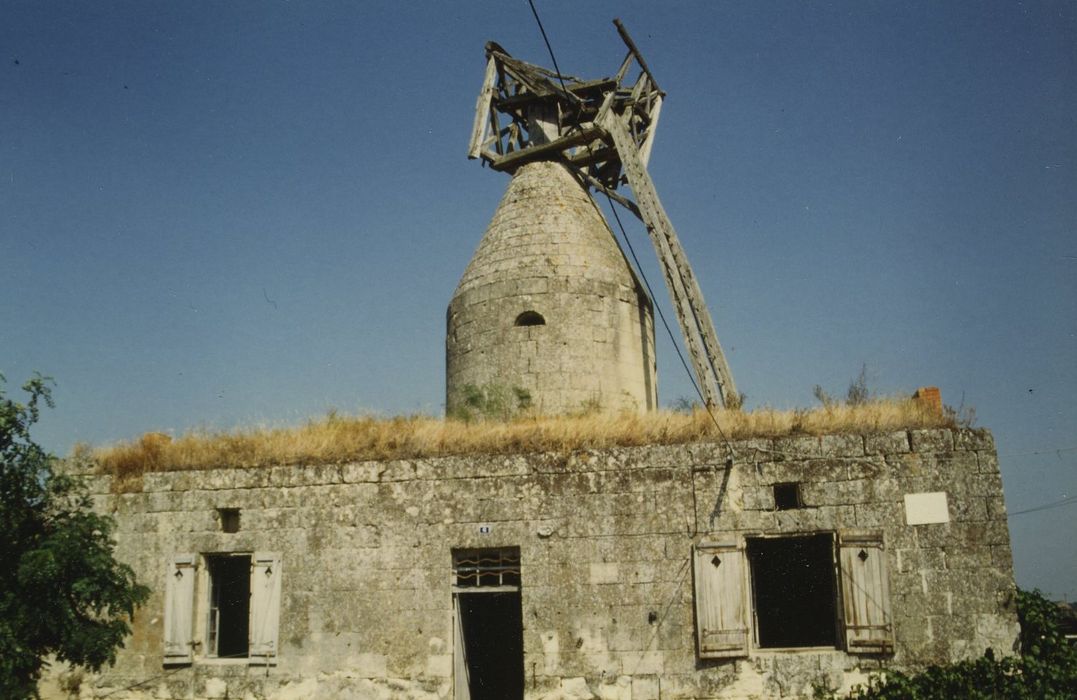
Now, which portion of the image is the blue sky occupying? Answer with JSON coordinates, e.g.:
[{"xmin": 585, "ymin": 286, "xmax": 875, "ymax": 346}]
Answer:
[{"xmin": 2, "ymin": 1, "xmax": 1074, "ymax": 598}]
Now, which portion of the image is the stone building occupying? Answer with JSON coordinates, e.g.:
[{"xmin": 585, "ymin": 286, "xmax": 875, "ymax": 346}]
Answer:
[
  {"xmin": 446, "ymin": 160, "xmax": 657, "ymax": 417},
  {"xmin": 44, "ymin": 33, "xmax": 1019, "ymax": 698},
  {"xmin": 49, "ymin": 426, "xmax": 1018, "ymax": 699}
]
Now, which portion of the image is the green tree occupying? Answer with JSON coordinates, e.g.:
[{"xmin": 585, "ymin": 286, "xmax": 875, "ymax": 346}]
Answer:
[{"xmin": 0, "ymin": 373, "xmax": 149, "ymax": 698}]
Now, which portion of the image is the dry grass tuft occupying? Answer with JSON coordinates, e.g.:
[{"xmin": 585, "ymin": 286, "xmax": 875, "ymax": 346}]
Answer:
[{"xmin": 92, "ymin": 398, "xmax": 953, "ymax": 487}]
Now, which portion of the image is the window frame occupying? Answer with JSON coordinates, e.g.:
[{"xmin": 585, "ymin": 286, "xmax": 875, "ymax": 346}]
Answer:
[
  {"xmin": 451, "ymin": 547, "xmax": 521, "ymax": 593},
  {"xmin": 162, "ymin": 551, "xmax": 282, "ymax": 667},
  {"xmin": 202, "ymin": 553, "xmax": 252, "ymax": 660},
  {"xmin": 692, "ymin": 531, "xmax": 893, "ymax": 660}
]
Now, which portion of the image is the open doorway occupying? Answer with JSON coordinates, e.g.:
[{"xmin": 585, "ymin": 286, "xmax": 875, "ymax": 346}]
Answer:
[{"xmin": 452, "ymin": 548, "xmax": 524, "ymax": 700}]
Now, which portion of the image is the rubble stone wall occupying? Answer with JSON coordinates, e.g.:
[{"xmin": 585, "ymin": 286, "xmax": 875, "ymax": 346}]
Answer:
[{"xmin": 47, "ymin": 428, "xmax": 1017, "ymax": 699}]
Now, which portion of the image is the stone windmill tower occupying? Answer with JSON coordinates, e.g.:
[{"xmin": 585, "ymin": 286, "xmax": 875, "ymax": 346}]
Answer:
[{"xmin": 447, "ymin": 21, "xmax": 737, "ymax": 416}]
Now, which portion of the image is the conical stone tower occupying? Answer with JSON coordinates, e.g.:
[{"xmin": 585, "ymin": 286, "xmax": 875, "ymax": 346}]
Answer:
[{"xmin": 447, "ymin": 160, "xmax": 657, "ymax": 416}]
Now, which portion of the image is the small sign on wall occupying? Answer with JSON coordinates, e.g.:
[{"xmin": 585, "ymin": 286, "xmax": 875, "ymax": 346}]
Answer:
[
  {"xmin": 478, "ymin": 525, "xmax": 491, "ymax": 534},
  {"xmin": 904, "ymin": 492, "xmax": 950, "ymax": 525}
]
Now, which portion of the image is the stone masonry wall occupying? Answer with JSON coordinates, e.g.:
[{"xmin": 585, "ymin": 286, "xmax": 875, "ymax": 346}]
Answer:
[
  {"xmin": 446, "ymin": 161, "xmax": 657, "ymax": 416},
  {"xmin": 50, "ymin": 428, "xmax": 1017, "ymax": 700}
]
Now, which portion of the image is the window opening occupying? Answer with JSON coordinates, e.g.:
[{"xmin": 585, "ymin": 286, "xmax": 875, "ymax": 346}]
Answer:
[
  {"xmin": 452, "ymin": 547, "xmax": 524, "ymax": 700},
  {"xmin": 773, "ymin": 483, "xmax": 801, "ymax": 510},
  {"xmin": 206, "ymin": 554, "xmax": 251, "ymax": 658},
  {"xmin": 514, "ymin": 310, "xmax": 545, "ymax": 327},
  {"xmin": 453, "ymin": 547, "xmax": 521, "ymax": 588},
  {"xmin": 747, "ymin": 534, "xmax": 838, "ymax": 648},
  {"xmin": 217, "ymin": 508, "xmax": 240, "ymax": 533}
]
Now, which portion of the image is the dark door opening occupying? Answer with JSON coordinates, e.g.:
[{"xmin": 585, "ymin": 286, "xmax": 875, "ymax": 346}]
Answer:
[
  {"xmin": 206, "ymin": 554, "xmax": 251, "ymax": 658},
  {"xmin": 453, "ymin": 548, "xmax": 523, "ymax": 700},
  {"xmin": 456, "ymin": 592, "xmax": 524, "ymax": 699},
  {"xmin": 747, "ymin": 533, "xmax": 838, "ymax": 648}
]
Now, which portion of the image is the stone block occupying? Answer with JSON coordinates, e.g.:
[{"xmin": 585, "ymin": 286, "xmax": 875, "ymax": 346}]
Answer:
[
  {"xmin": 909, "ymin": 429, "xmax": 954, "ymax": 454},
  {"xmin": 560, "ymin": 677, "xmax": 596, "ymax": 699},
  {"xmin": 589, "ymin": 562, "xmax": 620, "ymax": 585},
  {"xmin": 865, "ymin": 431, "xmax": 910, "ymax": 455},
  {"xmin": 953, "ymin": 428, "xmax": 995, "ymax": 452},
  {"xmin": 616, "ymin": 650, "xmax": 664, "ymax": 675},
  {"xmin": 424, "ymin": 654, "xmax": 451, "ymax": 678},
  {"xmin": 595, "ymin": 675, "xmax": 633, "ymax": 700},
  {"xmin": 854, "ymin": 501, "xmax": 904, "ymax": 529},
  {"xmin": 803, "ymin": 478, "xmax": 871, "ymax": 506},
  {"xmin": 741, "ymin": 485, "xmax": 774, "ymax": 511},
  {"xmin": 774, "ymin": 505, "xmax": 855, "ymax": 532},
  {"xmin": 977, "ymin": 451, "xmax": 1001, "ymax": 475},
  {"xmin": 820, "ymin": 434, "xmax": 865, "ymax": 458},
  {"xmin": 632, "ymin": 675, "xmax": 660, "ymax": 700},
  {"xmin": 340, "ymin": 461, "xmax": 385, "ymax": 483},
  {"xmin": 770, "ymin": 436, "xmax": 822, "ymax": 459},
  {"xmin": 949, "ymin": 494, "xmax": 988, "ymax": 522}
]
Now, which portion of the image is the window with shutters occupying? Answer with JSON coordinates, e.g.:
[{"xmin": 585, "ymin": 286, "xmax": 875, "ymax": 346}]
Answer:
[
  {"xmin": 693, "ymin": 532, "xmax": 892, "ymax": 658},
  {"xmin": 162, "ymin": 552, "xmax": 282, "ymax": 666}
]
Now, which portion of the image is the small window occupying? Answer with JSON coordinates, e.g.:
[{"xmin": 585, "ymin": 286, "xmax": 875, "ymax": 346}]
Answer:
[
  {"xmin": 453, "ymin": 547, "xmax": 521, "ymax": 588},
  {"xmin": 514, "ymin": 311, "xmax": 545, "ymax": 327},
  {"xmin": 206, "ymin": 555, "xmax": 251, "ymax": 659},
  {"xmin": 773, "ymin": 483, "xmax": 801, "ymax": 510},
  {"xmin": 218, "ymin": 508, "xmax": 240, "ymax": 533},
  {"xmin": 747, "ymin": 534, "xmax": 838, "ymax": 648}
]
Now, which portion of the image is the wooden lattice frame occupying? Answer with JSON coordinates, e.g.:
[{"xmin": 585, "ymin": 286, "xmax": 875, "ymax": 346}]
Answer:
[{"xmin": 466, "ymin": 20, "xmax": 739, "ymax": 408}]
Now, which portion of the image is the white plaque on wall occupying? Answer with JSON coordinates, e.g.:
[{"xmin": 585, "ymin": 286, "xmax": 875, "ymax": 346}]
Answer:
[{"xmin": 904, "ymin": 492, "xmax": 950, "ymax": 525}]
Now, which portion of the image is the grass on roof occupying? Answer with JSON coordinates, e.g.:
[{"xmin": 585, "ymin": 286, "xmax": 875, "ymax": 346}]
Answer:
[{"xmin": 91, "ymin": 398, "xmax": 954, "ymax": 490}]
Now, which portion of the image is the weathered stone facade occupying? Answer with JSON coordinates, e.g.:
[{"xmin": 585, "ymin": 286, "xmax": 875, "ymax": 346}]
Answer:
[
  {"xmin": 446, "ymin": 161, "xmax": 657, "ymax": 416},
  {"xmin": 46, "ymin": 427, "xmax": 1017, "ymax": 699}
]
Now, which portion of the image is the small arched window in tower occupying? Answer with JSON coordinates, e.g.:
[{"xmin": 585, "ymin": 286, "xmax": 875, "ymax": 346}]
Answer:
[{"xmin": 514, "ymin": 310, "xmax": 546, "ymax": 327}]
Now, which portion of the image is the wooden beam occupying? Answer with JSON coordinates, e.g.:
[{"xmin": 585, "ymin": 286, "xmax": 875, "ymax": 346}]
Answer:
[
  {"xmin": 488, "ymin": 125, "xmax": 603, "ymax": 172},
  {"xmin": 640, "ymin": 94, "xmax": 663, "ymax": 164},
  {"xmin": 613, "ymin": 19, "xmax": 663, "ymax": 96},
  {"xmin": 565, "ymin": 145, "xmax": 614, "ymax": 169},
  {"xmin": 601, "ymin": 110, "xmax": 738, "ymax": 407},
  {"xmin": 578, "ymin": 171, "xmax": 641, "ymax": 218},
  {"xmin": 468, "ymin": 57, "xmax": 499, "ymax": 160}
]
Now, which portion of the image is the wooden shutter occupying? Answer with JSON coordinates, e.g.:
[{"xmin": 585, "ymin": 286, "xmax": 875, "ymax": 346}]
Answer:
[
  {"xmin": 839, "ymin": 532, "xmax": 894, "ymax": 653},
  {"xmin": 249, "ymin": 552, "xmax": 282, "ymax": 665},
  {"xmin": 163, "ymin": 554, "xmax": 196, "ymax": 664},
  {"xmin": 693, "ymin": 540, "xmax": 749, "ymax": 658}
]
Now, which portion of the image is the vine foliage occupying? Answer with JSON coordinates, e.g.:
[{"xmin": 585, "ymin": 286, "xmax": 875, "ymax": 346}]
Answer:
[{"xmin": 819, "ymin": 589, "xmax": 1077, "ymax": 699}]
